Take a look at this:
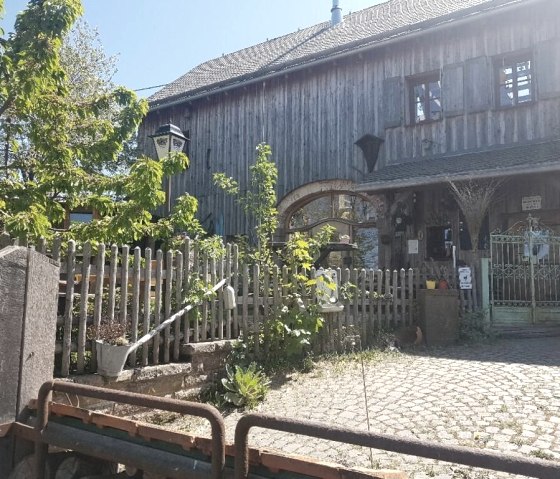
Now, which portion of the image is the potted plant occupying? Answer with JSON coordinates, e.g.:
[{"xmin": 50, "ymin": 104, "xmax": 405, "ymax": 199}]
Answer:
[{"xmin": 88, "ymin": 322, "xmax": 132, "ymax": 377}]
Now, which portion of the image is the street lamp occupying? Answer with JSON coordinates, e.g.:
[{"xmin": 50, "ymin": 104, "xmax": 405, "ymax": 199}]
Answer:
[{"xmin": 149, "ymin": 123, "xmax": 188, "ymax": 215}]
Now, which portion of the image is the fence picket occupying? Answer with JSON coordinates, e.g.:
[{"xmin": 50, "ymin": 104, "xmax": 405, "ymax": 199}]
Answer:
[
  {"xmin": 92, "ymin": 244, "xmax": 106, "ymax": 371},
  {"xmin": 119, "ymin": 245, "xmax": 129, "ymax": 326},
  {"xmin": 61, "ymin": 240, "xmax": 76, "ymax": 377},
  {"xmin": 232, "ymin": 244, "xmax": 239, "ymax": 338},
  {"xmin": 242, "ymin": 263, "xmax": 249, "ymax": 338},
  {"xmin": 164, "ymin": 250, "xmax": 174, "ymax": 363},
  {"xmin": 175, "ymin": 251, "xmax": 183, "ymax": 361},
  {"xmin": 252, "ymin": 263, "xmax": 260, "ymax": 356},
  {"xmin": 201, "ymin": 252, "xmax": 209, "ymax": 341},
  {"xmin": 48, "ymin": 237, "xmax": 446, "ymax": 375},
  {"xmin": 107, "ymin": 245, "xmax": 118, "ymax": 324},
  {"xmin": 77, "ymin": 242, "xmax": 91, "ymax": 374},
  {"xmin": 142, "ymin": 248, "xmax": 152, "ymax": 366},
  {"xmin": 129, "ymin": 247, "xmax": 141, "ymax": 366},
  {"xmin": 153, "ymin": 250, "xmax": 164, "ymax": 364},
  {"xmin": 218, "ymin": 253, "xmax": 224, "ymax": 340}
]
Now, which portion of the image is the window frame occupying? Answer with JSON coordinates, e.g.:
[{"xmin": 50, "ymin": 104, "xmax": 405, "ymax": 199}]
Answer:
[
  {"xmin": 408, "ymin": 73, "xmax": 443, "ymax": 125},
  {"xmin": 494, "ymin": 52, "xmax": 534, "ymax": 109}
]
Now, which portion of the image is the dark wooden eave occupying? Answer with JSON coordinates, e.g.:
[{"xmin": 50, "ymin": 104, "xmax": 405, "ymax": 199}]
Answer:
[{"xmin": 357, "ymin": 139, "xmax": 560, "ymax": 193}]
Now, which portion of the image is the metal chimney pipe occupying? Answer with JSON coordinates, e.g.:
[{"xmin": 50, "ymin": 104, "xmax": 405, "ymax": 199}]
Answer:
[{"xmin": 331, "ymin": 0, "xmax": 342, "ymax": 25}]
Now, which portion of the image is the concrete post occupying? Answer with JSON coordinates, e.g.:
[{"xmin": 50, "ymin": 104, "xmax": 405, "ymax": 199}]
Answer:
[{"xmin": 0, "ymin": 247, "xmax": 59, "ymax": 476}]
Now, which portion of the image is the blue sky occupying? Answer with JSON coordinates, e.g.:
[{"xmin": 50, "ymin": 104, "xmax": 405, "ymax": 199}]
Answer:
[{"xmin": 2, "ymin": 0, "xmax": 384, "ymax": 98}]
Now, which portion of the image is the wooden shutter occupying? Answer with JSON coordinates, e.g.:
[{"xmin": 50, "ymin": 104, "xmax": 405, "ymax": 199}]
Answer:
[
  {"xmin": 442, "ymin": 64, "xmax": 464, "ymax": 117},
  {"xmin": 536, "ymin": 38, "xmax": 560, "ymax": 100},
  {"xmin": 383, "ymin": 77, "xmax": 403, "ymax": 129},
  {"xmin": 464, "ymin": 56, "xmax": 491, "ymax": 113}
]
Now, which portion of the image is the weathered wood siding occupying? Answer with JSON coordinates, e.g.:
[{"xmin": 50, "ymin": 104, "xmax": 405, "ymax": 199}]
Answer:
[{"xmin": 140, "ymin": 2, "xmax": 559, "ymax": 237}]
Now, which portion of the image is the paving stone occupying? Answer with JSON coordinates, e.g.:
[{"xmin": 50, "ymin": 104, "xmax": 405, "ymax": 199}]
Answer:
[{"xmin": 161, "ymin": 337, "xmax": 560, "ymax": 479}]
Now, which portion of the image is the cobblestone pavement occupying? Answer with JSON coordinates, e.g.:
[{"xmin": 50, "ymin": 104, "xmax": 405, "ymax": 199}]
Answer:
[{"xmin": 160, "ymin": 337, "xmax": 560, "ymax": 478}]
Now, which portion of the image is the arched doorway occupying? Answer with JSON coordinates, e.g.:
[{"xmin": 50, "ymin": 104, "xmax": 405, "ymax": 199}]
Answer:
[{"xmin": 277, "ymin": 180, "xmax": 384, "ymax": 269}]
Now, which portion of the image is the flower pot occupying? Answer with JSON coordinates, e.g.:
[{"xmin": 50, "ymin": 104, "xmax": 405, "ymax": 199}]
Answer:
[
  {"xmin": 425, "ymin": 280, "xmax": 437, "ymax": 290},
  {"xmin": 95, "ymin": 340, "xmax": 132, "ymax": 377}
]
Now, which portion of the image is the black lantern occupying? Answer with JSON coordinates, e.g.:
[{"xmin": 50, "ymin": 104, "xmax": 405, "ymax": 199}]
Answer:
[{"xmin": 149, "ymin": 123, "xmax": 187, "ymax": 215}]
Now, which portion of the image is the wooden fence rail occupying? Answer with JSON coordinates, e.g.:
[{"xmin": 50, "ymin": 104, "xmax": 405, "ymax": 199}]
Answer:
[{"xmin": 18, "ymin": 237, "xmax": 477, "ymax": 376}]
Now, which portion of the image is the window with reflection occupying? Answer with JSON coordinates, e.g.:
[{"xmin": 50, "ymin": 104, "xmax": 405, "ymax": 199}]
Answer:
[
  {"xmin": 410, "ymin": 75, "xmax": 442, "ymax": 124},
  {"xmin": 495, "ymin": 55, "xmax": 532, "ymax": 107}
]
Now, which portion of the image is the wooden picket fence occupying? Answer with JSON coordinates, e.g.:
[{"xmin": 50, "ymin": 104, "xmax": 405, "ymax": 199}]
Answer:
[{"xmin": 16, "ymin": 236, "xmax": 477, "ymax": 376}]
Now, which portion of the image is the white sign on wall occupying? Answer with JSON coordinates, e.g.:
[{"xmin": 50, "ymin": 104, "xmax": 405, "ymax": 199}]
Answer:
[
  {"xmin": 408, "ymin": 239, "xmax": 419, "ymax": 254},
  {"xmin": 458, "ymin": 267, "xmax": 472, "ymax": 290},
  {"xmin": 522, "ymin": 195, "xmax": 542, "ymax": 211}
]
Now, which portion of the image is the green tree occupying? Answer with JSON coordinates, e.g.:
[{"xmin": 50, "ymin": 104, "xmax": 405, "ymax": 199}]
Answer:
[
  {"xmin": 0, "ymin": 0, "xmax": 202, "ymax": 244},
  {"xmin": 214, "ymin": 143, "xmax": 278, "ymax": 263}
]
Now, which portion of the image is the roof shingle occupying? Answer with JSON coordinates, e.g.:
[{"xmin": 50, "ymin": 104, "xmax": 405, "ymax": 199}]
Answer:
[{"xmin": 150, "ymin": 0, "xmax": 518, "ymax": 106}]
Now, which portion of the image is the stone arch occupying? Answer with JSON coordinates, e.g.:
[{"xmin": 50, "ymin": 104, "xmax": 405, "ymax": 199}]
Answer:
[{"xmin": 277, "ymin": 179, "xmax": 361, "ymax": 234}]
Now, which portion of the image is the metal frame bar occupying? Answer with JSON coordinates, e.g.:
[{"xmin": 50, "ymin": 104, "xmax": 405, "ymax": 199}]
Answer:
[
  {"xmin": 34, "ymin": 380, "xmax": 225, "ymax": 479},
  {"xmin": 234, "ymin": 414, "xmax": 560, "ymax": 479}
]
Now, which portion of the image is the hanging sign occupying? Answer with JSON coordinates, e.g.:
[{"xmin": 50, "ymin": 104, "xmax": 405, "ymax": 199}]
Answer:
[
  {"xmin": 522, "ymin": 196, "xmax": 542, "ymax": 211},
  {"xmin": 408, "ymin": 239, "xmax": 419, "ymax": 254},
  {"xmin": 458, "ymin": 267, "xmax": 472, "ymax": 290}
]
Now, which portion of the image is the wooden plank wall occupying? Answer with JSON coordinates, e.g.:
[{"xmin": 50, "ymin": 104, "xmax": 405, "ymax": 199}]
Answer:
[{"xmin": 140, "ymin": 3, "xmax": 559, "ymax": 238}]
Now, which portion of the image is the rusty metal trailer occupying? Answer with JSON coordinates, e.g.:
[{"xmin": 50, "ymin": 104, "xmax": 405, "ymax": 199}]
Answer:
[{"xmin": 2, "ymin": 381, "xmax": 560, "ymax": 479}]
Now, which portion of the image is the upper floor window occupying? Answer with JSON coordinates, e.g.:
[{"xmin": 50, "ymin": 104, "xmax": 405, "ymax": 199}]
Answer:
[
  {"xmin": 410, "ymin": 75, "xmax": 442, "ymax": 124},
  {"xmin": 495, "ymin": 55, "xmax": 533, "ymax": 107}
]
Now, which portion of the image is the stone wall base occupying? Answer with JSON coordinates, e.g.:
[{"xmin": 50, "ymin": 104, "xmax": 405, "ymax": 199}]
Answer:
[{"xmin": 54, "ymin": 340, "xmax": 234, "ymax": 412}]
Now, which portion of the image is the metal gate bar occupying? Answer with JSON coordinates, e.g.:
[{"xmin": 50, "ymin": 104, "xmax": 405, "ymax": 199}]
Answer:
[
  {"xmin": 234, "ymin": 413, "xmax": 560, "ymax": 479},
  {"xmin": 34, "ymin": 380, "xmax": 226, "ymax": 479}
]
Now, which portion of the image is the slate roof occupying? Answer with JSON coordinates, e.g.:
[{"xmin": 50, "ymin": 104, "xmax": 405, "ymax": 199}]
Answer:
[
  {"xmin": 357, "ymin": 139, "xmax": 560, "ymax": 192},
  {"xmin": 149, "ymin": 0, "xmax": 521, "ymax": 107}
]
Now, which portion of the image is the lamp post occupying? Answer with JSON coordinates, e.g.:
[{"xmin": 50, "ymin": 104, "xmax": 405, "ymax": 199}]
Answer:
[{"xmin": 149, "ymin": 123, "xmax": 187, "ymax": 215}]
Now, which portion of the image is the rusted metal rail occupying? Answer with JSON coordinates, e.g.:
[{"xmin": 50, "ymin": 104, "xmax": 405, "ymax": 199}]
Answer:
[
  {"xmin": 34, "ymin": 380, "xmax": 226, "ymax": 479},
  {"xmin": 234, "ymin": 413, "xmax": 560, "ymax": 479}
]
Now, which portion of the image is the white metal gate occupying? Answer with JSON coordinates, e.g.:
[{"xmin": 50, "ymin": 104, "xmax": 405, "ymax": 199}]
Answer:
[{"xmin": 490, "ymin": 216, "xmax": 560, "ymax": 326}]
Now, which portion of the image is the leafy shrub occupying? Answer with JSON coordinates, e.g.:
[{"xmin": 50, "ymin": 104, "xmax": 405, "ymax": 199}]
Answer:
[
  {"xmin": 221, "ymin": 363, "xmax": 270, "ymax": 409},
  {"xmin": 459, "ymin": 309, "xmax": 492, "ymax": 342}
]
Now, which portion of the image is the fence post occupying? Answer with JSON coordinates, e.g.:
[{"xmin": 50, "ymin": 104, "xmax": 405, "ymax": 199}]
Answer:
[
  {"xmin": 61, "ymin": 240, "xmax": 76, "ymax": 377},
  {"xmin": 0, "ymin": 247, "xmax": 59, "ymax": 474},
  {"xmin": 480, "ymin": 258, "xmax": 490, "ymax": 324}
]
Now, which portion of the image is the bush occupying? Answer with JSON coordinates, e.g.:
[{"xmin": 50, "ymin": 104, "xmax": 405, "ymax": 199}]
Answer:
[
  {"xmin": 459, "ymin": 309, "xmax": 492, "ymax": 342},
  {"xmin": 221, "ymin": 363, "xmax": 270, "ymax": 409}
]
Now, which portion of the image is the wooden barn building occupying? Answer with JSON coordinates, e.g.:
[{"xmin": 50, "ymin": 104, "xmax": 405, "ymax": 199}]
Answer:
[{"xmin": 140, "ymin": 0, "xmax": 560, "ymax": 277}]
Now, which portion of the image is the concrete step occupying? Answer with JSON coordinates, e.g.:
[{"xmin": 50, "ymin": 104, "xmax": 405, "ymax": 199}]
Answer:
[{"xmin": 493, "ymin": 325, "xmax": 560, "ymax": 338}]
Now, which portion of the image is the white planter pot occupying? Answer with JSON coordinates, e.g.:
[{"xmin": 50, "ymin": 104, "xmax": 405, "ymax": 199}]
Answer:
[{"xmin": 95, "ymin": 340, "xmax": 132, "ymax": 377}]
